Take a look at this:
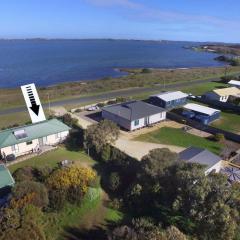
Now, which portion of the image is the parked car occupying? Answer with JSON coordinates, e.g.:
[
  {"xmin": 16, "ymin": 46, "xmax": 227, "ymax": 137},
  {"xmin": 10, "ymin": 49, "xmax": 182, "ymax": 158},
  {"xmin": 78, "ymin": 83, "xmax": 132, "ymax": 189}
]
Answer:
[
  {"xmin": 5, "ymin": 154, "xmax": 16, "ymax": 162},
  {"xmin": 87, "ymin": 106, "xmax": 100, "ymax": 111}
]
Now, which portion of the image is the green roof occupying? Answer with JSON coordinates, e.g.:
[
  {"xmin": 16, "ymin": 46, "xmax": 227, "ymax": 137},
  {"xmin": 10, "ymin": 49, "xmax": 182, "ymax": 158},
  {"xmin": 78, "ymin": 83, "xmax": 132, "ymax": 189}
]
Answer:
[
  {"xmin": 0, "ymin": 164, "xmax": 15, "ymax": 189},
  {"xmin": 0, "ymin": 119, "xmax": 71, "ymax": 148}
]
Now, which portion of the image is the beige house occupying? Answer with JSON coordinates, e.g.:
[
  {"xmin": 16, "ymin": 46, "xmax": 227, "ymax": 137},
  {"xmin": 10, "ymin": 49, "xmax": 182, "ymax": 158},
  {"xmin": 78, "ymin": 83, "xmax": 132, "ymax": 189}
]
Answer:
[{"xmin": 0, "ymin": 119, "xmax": 70, "ymax": 159}]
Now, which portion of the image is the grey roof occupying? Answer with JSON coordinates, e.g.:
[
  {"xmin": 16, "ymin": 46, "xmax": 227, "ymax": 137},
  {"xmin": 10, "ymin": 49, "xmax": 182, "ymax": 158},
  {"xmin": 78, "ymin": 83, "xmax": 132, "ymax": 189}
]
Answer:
[
  {"xmin": 179, "ymin": 147, "xmax": 222, "ymax": 169},
  {"xmin": 151, "ymin": 91, "xmax": 188, "ymax": 102},
  {"xmin": 102, "ymin": 101, "xmax": 165, "ymax": 121}
]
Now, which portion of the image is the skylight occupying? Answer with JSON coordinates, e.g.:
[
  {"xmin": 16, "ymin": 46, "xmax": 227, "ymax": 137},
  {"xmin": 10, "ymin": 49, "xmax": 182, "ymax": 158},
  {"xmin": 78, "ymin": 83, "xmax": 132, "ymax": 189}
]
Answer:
[{"xmin": 13, "ymin": 129, "xmax": 28, "ymax": 140}]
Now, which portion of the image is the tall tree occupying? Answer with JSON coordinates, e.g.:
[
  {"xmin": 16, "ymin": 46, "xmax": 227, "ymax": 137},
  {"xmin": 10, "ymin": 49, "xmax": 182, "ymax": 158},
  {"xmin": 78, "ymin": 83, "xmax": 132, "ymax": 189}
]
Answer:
[{"xmin": 84, "ymin": 119, "xmax": 120, "ymax": 153}]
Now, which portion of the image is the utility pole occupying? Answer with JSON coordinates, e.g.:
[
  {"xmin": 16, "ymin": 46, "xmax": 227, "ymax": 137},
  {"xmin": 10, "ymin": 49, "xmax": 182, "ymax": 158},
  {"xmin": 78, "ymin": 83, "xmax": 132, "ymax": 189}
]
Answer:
[{"xmin": 47, "ymin": 93, "xmax": 51, "ymax": 116}]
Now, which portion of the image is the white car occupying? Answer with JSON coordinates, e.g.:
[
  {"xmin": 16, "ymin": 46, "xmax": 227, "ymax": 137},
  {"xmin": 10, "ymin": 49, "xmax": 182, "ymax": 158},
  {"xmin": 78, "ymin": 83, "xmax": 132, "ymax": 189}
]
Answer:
[{"xmin": 87, "ymin": 106, "xmax": 100, "ymax": 111}]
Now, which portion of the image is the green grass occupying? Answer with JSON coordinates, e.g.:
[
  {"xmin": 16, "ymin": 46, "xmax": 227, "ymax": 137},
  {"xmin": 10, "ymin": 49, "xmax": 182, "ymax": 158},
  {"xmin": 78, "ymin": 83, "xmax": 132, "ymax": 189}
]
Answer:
[
  {"xmin": 134, "ymin": 127, "xmax": 223, "ymax": 154},
  {"xmin": 181, "ymin": 81, "xmax": 227, "ymax": 96},
  {"xmin": 9, "ymin": 147, "xmax": 95, "ymax": 173},
  {"xmin": 105, "ymin": 208, "xmax": 124, "ymax": 223},
  {"xmin": 211, "ymin": 111, "xmax": 240, "ymax": 133}
]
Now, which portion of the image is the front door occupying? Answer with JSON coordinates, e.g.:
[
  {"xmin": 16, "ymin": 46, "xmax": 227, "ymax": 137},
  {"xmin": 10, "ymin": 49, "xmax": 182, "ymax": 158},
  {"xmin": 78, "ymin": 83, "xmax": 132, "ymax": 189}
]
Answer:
[{"xmin": 38, "ymin": 138, "xmax": 43, "ymax": 147}]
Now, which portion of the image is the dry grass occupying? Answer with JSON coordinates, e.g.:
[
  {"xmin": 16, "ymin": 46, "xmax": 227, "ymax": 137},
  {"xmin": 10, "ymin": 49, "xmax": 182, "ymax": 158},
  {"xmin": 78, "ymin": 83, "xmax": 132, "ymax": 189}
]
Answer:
[{"xmin": 1, "ymin": 66, "xmax": 240, "ymax": 110}]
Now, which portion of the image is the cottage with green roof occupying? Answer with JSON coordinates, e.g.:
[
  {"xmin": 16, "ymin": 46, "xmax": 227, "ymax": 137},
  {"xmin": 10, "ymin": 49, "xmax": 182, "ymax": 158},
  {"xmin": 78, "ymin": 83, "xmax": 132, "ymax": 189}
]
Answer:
[
  {"xmin": 0, "ymin": 164, "xmax": 15, "ymax": 189},
  {"xmin": 0, "ymin": 119, "xmax": 70, "ymax": 159}
]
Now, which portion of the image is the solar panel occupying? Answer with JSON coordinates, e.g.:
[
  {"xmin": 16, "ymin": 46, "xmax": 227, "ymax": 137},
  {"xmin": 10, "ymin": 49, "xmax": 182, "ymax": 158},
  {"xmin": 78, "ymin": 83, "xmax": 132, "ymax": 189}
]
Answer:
[{"xmin": 13, "ymin": 129, "xmax": 28, "ymax": 140}]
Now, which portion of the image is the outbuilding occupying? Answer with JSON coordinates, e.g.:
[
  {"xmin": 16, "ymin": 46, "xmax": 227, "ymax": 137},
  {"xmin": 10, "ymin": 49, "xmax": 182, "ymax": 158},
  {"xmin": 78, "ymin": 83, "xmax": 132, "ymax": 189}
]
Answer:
[
  {"xmin": 182, "ymin": 103, "xmax": 220, "ymax": 125},
  {"xmin": 0, "ymin": 119, "xmax": 70, "ymax": 160},
  {"xmin": 229, "ymin": 80, "xmax": 240, "ymax": 89},
  {"xmin": 102, "ymin": 101, "xmax": 166, "ymax": 131},
  {"xmin": 179, "ymin": 146, "xmax": 223, "ymax": 175},
  {"xmin": 149, "ymin": 91, "xmax": 188, "ymax": 109},
  {"xmin": 0, "ymin": 164, "xmax": 15, "ymax": 190},
  {"xmin": 203, "ymin": 87, "xmax": 240, "ymax": 102}
]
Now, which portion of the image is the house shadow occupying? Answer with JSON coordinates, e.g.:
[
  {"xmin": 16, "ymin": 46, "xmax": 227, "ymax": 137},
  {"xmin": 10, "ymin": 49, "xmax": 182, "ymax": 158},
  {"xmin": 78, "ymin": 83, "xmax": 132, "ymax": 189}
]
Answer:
[{"xmin": 84, "ymin": 111, "xmax": 103, "ymax": 123}]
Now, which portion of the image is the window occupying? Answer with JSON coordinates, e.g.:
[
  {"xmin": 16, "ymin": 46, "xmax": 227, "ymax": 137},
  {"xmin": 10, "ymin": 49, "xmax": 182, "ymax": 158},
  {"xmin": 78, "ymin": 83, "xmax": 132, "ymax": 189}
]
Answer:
[
  {"xmin": 26, "ymin": 141, "xmax": 32, "ymax": 145},
  {"xmin": 134, "ymin": 119, "xmax": 139, "ymax": 126},
  {"xmin": 55, "ymin": 133, "xmax": 61, "ymax": 139}
]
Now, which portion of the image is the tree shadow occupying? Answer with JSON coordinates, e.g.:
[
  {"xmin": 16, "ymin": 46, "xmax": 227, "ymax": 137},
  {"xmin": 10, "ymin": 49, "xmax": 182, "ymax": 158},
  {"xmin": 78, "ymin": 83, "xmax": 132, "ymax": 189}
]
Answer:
[{"xmin": 62, "ymin": 225, "xmax": 108, "ymax": 240}]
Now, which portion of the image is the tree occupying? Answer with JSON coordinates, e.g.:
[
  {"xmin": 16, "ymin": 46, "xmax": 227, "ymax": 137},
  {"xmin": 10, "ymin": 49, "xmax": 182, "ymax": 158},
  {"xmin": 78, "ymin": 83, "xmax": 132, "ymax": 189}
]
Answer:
[
  {"xmin": 101, "ymin": 144, "xmax": 111, "ymax": 162},
  {"xmin": 109, "ymin": 172, "xmax": 121, "ymax": 191},
  {"xmin": 84, "ymin": 119, "xmax": 120, "ymax": 153},
  {"xmin": 141, "ymin": 148, "xmax": 178, "ymax": 178},
  {"xmin": 11, "ymin": 181, "xmax": 49, "ymax": 209}
]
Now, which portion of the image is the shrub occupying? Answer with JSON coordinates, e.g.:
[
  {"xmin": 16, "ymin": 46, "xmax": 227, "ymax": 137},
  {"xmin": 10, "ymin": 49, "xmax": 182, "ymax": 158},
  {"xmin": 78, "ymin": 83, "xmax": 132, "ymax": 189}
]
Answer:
[
  {"xmin": 13, "ymin": 167, "xmax": 35, "ymax": 182},
  {"xmin": 67, "ymin": 185, "xmax": 84, "ymax": 205},
  {"xmin": 11, "ymin": 181, "xmax": 49, "ymax": 209},
  {"xmin": 47, "ymin": 166, "xmax": 96, "ymax": 194},
  {"xmin": 48, "ymin": 189, "xmax": 66, "ymax": 211},
  {"xmin": 141, "ymin": 68, "xmax": 151, "ymax": 73},
  {"xmin": 109, "ymin": 172, "xmax": 121, "ymax": 191},
  {"xmin": 215, "ymin": 133, "xmax": 225, "ymax": 143}
]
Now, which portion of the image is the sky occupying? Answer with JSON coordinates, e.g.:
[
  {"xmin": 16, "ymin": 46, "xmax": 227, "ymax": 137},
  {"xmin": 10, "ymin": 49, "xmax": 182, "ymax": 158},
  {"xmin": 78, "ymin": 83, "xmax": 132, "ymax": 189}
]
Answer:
[{"xmin": 0, "ymin": 0, "xmax": 239, "ymax": 43}]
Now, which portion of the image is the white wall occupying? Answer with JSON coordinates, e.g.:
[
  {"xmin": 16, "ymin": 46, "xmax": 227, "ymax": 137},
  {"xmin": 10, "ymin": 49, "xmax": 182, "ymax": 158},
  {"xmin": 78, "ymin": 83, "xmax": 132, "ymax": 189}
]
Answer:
[
  {"xmin": 205, "ymin": 160, "xmax": 223, "ymax": 175},
  {"xmin": 1, "ymin": 130, "xmax": 69, "ymax": 158}
]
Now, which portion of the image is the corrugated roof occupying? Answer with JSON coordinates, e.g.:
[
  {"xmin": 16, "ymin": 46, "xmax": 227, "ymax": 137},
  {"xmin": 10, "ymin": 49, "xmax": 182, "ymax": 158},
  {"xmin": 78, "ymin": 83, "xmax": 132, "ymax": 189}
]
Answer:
[
  {"xmin": 184, "ymin": 103, "xmax": 220, "ymax": 116},
  {"xmin": 213, "ymin": 87, "xmax": 240, "ymax": 96},
  {"xmin": 151, "ymin": 91, "xmax": 188, "ymax": 102},
  {"xmin": 179, "ymin": 147, "xmax": 222, "ymax": 169},
  {"xmin": 103, "ymin": 101, "xmax": 165, "ymax": 121},
  {"xmin": 0, "ymin": 119, "xmax": 71, "ymax": 148},
  {"xmin": 0, "ymin": 164, "xmax": 15, "ymax": 189},
  {"xmin": 229, "ymin": 80, "xmax": 240, "ymax": 86}
]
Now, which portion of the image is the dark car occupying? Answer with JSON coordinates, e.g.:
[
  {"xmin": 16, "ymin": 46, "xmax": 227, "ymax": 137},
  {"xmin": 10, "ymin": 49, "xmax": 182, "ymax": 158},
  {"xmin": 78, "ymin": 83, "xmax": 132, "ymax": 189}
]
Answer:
[{"xmin": 5, "ymin": 154, "xmax": 16, "ymax": 162}]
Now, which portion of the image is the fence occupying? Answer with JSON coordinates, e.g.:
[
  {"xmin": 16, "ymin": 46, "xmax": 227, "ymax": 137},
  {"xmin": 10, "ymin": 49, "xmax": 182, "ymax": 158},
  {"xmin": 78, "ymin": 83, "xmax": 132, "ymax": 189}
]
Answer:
[{"xmin": 167, "ymin": 112, "xmax": 240, "ymax": 143}]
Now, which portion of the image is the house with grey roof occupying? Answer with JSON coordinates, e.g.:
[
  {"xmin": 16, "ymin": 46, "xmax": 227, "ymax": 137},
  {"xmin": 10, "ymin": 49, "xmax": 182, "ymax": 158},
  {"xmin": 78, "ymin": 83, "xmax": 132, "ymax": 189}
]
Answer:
[
  {"xmin": 179, "ymin": 146, "xmax": 223, "ymax": 175},
  {"xmin": 102, "ymin": 101, "xmax": 166, "ymax": 131},
  {"xmin": 0, "ymin": 119, "xmax": 70, "ymax": 160}
]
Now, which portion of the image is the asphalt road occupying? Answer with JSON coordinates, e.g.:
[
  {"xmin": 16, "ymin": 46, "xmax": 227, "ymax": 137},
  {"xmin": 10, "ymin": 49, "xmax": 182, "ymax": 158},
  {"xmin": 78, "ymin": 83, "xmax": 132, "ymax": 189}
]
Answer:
[{"xmin": 0, "ymin": 78, "xmax": 220, "ymax": 116}]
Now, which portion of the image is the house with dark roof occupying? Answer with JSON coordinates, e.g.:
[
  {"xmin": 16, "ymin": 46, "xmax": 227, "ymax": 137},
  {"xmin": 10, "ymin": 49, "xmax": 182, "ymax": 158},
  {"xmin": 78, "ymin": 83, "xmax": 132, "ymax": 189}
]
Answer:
[
  {"xmin": 149, "ymin": 91, "xmax": 188, "ymax": 109},
  {"xmin": 0, "ymin": 119, "xmax": 70, "ymax": 159},
  {"xmin": 179, "ymin": 146, "xmax": 223, "ymax": 174},
  {"xmin": 102, "ymin": 101, "xmax": 166, "ymax": 131}
]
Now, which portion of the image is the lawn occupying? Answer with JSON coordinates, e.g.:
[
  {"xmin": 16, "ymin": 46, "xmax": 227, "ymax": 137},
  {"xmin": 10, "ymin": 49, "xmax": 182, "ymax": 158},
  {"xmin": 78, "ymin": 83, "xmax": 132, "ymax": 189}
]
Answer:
[
  {"xmin": 211, "ymin": 111, "xmax": 240, "ymax": 134},
  {"xmin": 134, "ymin": 127, "xmax": 223, "ymax": 154},
  {"xmin": 9, "ymin": 147, "xmax": 96, "ymax": 173}
]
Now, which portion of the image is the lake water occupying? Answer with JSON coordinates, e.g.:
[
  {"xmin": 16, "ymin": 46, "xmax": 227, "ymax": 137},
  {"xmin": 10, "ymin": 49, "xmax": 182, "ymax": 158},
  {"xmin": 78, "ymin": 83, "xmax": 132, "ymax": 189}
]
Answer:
[{"xmin": 0, "ymin": 39, "xmax": 224, "ymax": 88}]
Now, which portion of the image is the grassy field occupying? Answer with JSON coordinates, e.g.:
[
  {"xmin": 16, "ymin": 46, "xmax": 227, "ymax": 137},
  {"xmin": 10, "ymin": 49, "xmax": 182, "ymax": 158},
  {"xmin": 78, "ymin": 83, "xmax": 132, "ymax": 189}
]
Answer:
[
  {"xmin": 1, "ymin": 66, "xmax": 240, "ymax": 110},
  {"xmin": 134, "ymin": 127, "xmax": 223, "ymax": 154}
]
